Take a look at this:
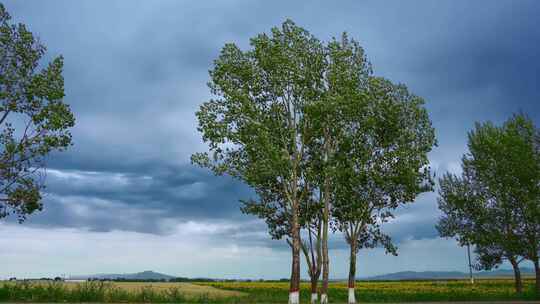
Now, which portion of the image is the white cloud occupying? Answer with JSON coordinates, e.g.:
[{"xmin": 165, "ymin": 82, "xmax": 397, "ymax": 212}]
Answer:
[
  {"xmin": 0, "ymin": 222, "xmax": 289, "ymax": 280},
  {"xmin": 0, "ymin": 222, "xmax": 498, "ymax": 280},
  {"xmin": 47, "ymin": 169, "xmax": 150, "ymax": 191}
]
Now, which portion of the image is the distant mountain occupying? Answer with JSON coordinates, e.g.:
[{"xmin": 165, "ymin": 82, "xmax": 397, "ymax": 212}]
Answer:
[
  {"xmin": 67, "ymin": 268, "xmax": 535, "ymax": 282},
  {"xmin": 69, "ymin": 270, "xmax": 175, "ymax": 281},
  {"xmin": 364, "ymin": 271, "xmax": 465, "ymax": 280},
  {"xmin": 363, "ymin": 268, "xmax": 535, "ymax": 281}
]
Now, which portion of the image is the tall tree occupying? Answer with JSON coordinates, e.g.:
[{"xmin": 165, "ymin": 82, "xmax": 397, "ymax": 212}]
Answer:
[
  {"xmin": 304, "ymin": 33, "xmax": 435, "ymax": 303},
  {"xmin": 192, "ymin": 20, "xmax": 326, "ymax": 304},
  {"xmin": 0, "ymin": 4, "xmax": 75, "ymax": 221},
  {"xmin": 304, "ymin": 34, "xmax": 374, "ymax": 304},
  {"xmin": 331, "ymin": 77, "xmax": 435, "ymax": 304}
]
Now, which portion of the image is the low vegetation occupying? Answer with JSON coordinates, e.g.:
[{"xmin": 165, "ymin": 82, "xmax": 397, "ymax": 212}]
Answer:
[
  {"xmin": 0, "ymin": 281, "xmax": 243, "ymax": 303},
  {"xmin": 1, "ymin": 279, "xmax": 538, "ymax": 303},
  {"xmin": 201, "ymin": 279, "xmax": 539, "ymax": 302}
]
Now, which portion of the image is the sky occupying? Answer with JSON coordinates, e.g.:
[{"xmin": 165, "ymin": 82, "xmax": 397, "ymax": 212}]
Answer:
[{"xmin": 1, "ymin": 0, "xmax": 539, "ymax": 279}]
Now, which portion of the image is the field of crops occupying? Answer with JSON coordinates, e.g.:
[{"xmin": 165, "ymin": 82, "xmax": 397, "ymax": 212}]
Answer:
[
  {"xmin": 0, "ymin": 279, "xmax": 538, "ymax": 303},
  {"xmin": 197, "ymin": 279, "xmax": 540, "ymax": 303},
  {"xmin": 0, "ymin": 281, "xmax": 243, "ymax": 303}
]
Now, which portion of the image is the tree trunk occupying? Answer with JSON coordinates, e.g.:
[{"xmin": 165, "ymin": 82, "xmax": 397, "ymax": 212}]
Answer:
[
  {"xmin": 509, "ymin": 257, "xmax": 523, "ymax": 294},
  {"xmin": 534, "ymin": 258, "xmax": 540, "ymax": 296},
  {"xmin": 321, "ymin": 200, "xmax": 329, "ymax": 303},
  {"xmin": 310, "ymin": 278, "xmax": 318, "ymax": 304},
  {"xmin": 289, "ymin": 210, "xmax": 301, "ymax": 304},
  {"xmin": 466, "ymin": 244, "xmax": 474, "ymax": 284},
  {"xmin": 320, "ymin": 224, "xmax": 329, "ymax": 304},
  {"xmin": 348, "ymin": 240, "xmax": 357, "ymax": 304}
]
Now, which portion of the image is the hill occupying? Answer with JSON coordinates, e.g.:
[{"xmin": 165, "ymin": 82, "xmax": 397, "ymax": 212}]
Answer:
[
  {"xmin": 69, "ymin": 270, "xmax": 175, "ymax": 281},
  {"xmin": 363, "ymin": 268, "xmax": 535, "ymax": 280}
]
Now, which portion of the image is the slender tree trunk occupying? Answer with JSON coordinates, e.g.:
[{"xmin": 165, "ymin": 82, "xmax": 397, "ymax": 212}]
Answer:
[
  {"xmin": 466, "ymin": 244, "xmax": 474, "ymax": 284},
  {"xmin": 509, "ymin": 257, "xmax": 523, "ymax": 294},
  {"xmin": 321, "ymin": 221, "xmax": 329, "ymax": 304},
  {"xmin": 310, "ymin": 278, "xmax": 318, "ymax": 304},
  {"xmin": 320, "ymin": 133, "xmax": 333, "ymax": 304},
  {"xmin": 534, "ymin": 258, "xmax": 540, "ymax": 296},
  {"xmin": 289, "ymin": 209, "xmax": 301, "ymax": 304},
  {"xmin": 309, "ymin": 223, "xmax": 319, "ymax": 304},
  {"xmin": 321, "ymin": 194, "xmax": 329, "ymax": 304},
  {"xmin": 301, "ymin": 221, "xmax": 322, "ymax": 304},
  {"xmin": 348, "ymin": 240, "xmax": 357, "ymax": 304}
]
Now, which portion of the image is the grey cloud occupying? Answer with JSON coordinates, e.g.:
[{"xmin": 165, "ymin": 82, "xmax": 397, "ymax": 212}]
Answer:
[
  {"xmin": 2, "ymin": 0, "xmax": 539, "ymax": 253},
  {"xmin": 6, "ymin": 165, "xmax": 256, "ymax": 236}
]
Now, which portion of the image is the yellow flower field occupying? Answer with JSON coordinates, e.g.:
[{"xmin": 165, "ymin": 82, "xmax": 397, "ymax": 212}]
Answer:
[{"xmin": 197, "ymin": 279, "xmax": 538, "ymax": 302}]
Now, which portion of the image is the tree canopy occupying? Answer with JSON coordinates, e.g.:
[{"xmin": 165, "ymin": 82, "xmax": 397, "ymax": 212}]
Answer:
[
  {"xmin": 437, "ymin": 113, "xmax": 540, "ymax": 294},
  {"xmin": 0, "ymin": 4, "xmax": 75, "ymax": 221}
]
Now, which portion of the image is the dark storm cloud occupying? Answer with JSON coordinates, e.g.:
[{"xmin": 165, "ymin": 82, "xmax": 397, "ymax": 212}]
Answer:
[
  {"xmin": 2, "ymin": 0, "xmax": 540, "ymax": 248},
  {"xmin": 20, "ymin": 164, "xmax": 256, "ymax": 234}
]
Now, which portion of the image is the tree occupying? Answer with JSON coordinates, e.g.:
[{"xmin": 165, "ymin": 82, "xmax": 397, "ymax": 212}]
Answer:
[
  {"xmin": 301, "ymin": 33, "xmax": 435, "ymax": 303},
  {"xmin": 192, "ymin": 20, "xmax": 326, "ymax": 304},
  {"xmin": 437, "ymin": 114, "xmax": 540, "ymax": 294},
  {"xmin": 0, "ymin": 4, "xmax": 75, "ymax": 221},
  {"xmin": 303, "ymin": 33, "xmax": 374, "ymax": 304},
  {"xmin": 437, "ymin": 166, "xmax": 525, "ymax": 294},
  {"xmin": 331, "ymin": 76, "xmax": 435, "ymax": 304},
  {"xmin": 465, "ymin": 114, "xmax": 540, "ymax": 294}
]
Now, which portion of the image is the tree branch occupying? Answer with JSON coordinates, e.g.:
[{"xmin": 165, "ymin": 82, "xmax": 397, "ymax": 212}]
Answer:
[{"xmin": 0, "ymin": 110, "xmax": 10, "ymax": 126}]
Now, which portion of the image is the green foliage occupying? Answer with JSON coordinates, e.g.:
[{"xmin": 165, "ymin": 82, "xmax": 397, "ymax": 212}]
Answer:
[
  {"xmin": 192, "ymin": 19, "xmax": 325, "ymax": 237},
  {"xmin": 331, "ymin": 74, "xmax": 435, "ymax": 254},
  {"xmin": 0, "ymin": 4, "xmax": 75, "ymax": 221},
  {"xmin": 437, "ymin": 113, "xmax": 540, "ymax": 271},
  {"xmin": 305, "ymin": 34, "xmax": 436, "ymax": 257},
  {"xmin": 192, "ymin": 19, "xmax": 331, "ymax": 293}
]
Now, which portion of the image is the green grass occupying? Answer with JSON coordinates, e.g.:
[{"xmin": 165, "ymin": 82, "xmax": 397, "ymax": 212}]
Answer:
[
  {"xmin": 198, "ymin": 279, "xmax": 540, "ymax": 303},
  {"xmin": 0, "ymin": 279, "xmax": 538, "ymax": 303},
  {"xmin": 0, "ymin": 281, "xmax": 242, "ymax": 303}
]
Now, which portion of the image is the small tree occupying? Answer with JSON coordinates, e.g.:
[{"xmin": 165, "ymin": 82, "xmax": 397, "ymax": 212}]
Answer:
[
  {"xmin": 437, "ymin": 169, "xmax": 525, "ymax": 293},
  {"xmin": 0, "ymin": 4, "xmax": 75, "ymax": 221},
  {"xmin": 192, "ymin": 20, "xmax": 326, "ymax": 304},
  {"xmin": 332, "ymin": 77, "xmax": 435, "ymax": 304},
  {"xmin": 437, "ymin": 114, "xmax": 540, "ymax": 294},
  {"xmin": 465, "ymin": 114, "xmax": 540, "ymax": 294}
]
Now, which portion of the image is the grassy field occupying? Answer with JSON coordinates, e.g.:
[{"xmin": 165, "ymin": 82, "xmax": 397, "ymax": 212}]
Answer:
[
  {"xmin": 0, "ymin": 279, "xmax": 538, "ymax": 303},
  {"xmin": 66, "ymin": 281, "xmax": 242, "ymax": 297},
  {"xmin": 197, "ymin": 279, "xmax": 540, "ymax": 303},
  {"xmin": 0, "ymin": 281, "xmax": 243, "ymax": 303}
]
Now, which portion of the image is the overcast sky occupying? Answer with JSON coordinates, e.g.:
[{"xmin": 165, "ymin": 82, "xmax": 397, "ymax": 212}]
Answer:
[{"xmin": 1, "ymin": 0, "xmax": 539, "ymax": 279}]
